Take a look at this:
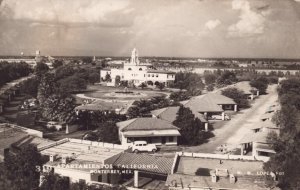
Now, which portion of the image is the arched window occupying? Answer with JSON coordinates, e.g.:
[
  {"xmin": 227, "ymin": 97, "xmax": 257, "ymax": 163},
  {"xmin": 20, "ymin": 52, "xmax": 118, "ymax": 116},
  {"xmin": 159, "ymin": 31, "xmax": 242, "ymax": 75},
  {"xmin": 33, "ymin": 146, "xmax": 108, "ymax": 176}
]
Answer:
[
  {"xmin": 128, "ymin": 68, "xmax": 132, "ymax": 70},
  {"xmin": 139, "ymin": 68, "xmax": 142, "ymax": 71}
]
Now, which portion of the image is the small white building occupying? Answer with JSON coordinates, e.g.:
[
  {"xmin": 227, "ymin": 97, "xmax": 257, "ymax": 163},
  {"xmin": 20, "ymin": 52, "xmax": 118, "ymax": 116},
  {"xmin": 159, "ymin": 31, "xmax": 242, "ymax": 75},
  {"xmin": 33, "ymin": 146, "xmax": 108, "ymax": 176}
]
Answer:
[
  {"xmin": 100, "ymin": 48, "xmax": 175, "ymax": 87},
  {"xmin": 116, "ymin": 117, "xmax": 181, "ymax": 146}
]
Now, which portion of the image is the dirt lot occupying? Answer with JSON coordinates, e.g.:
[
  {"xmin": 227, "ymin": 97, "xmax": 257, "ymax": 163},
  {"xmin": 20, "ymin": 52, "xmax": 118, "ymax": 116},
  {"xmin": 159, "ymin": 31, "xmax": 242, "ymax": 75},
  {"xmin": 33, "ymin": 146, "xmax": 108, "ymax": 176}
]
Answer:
[{"xmin": 182, "ymin": 84, "xmax": 278, "ymax": 153}]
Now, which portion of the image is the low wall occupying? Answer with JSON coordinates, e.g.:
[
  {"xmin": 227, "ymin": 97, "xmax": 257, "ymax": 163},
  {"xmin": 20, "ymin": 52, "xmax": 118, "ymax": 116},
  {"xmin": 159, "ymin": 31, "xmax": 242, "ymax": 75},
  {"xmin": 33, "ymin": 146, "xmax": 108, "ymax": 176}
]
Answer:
[
  {"xmin": 68, "ymin": 138, "xmax": 129, "ymax": 150},
  {"xmin": 38, "ymin": 138, "xmax": 69, "ymax": 151},
  {"xmin": 176, "ymin": 152, "xmax": 269, "ymax": 162},
  {"xmin": 38, "ymin": 138, "xmax": 130, "ymax": 152}
]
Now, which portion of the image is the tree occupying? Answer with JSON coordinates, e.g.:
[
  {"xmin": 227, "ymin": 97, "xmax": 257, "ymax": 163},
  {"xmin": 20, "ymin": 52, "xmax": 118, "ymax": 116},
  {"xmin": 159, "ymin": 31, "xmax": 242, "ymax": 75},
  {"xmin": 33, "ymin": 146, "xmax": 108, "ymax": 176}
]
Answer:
[
  {"xmin": 1, "ymin": 144, "xmax": 43, "ymax": 190},
  {"xmin": 52, "ymin": 59, "xmax": 63, "ymax": 69},
  {"xmin": 216, "ymin": 71, "xmax": 237, "ymax": 86},
  {"xmin": 221, "ymin": 87, "xmax": 249, "ymax": 108},
  {"xmin": 35, "ymin": 62, "xmax": 49, "ymax": 77},
  {"xmin": 139, "ymin": 82, "xmax": 147, "ymax": 89},
  {"xmin": 169, "ymin": 91, "xmax": 190, "ymax": 102},
  {"xmin": 173, "ymin": 106, "xmax": 210, "ymax": 145},
  {"xmin": 263, "ymin": 79, "xmax": 300, "ymax": 189},
  {"xmin": 206, "ymin": 84, "xmax": 214, "ymax": 92},
  {"xmin": 40, "ymin": 172, "xmax": 70, "ymax": 190},
  {"xmin": 105, "ymin": 73, "xmax": 111, "ymax": 82},
  {"xmin": 204, "ymin": 74, "xmax": 217, "ymax": 85},
  {"xmin": 250, "ymin": 77, "xmax": 268, "ymax": 94},
  {"xmin": 58, "ymin": 75, "xmax": 87, "ymax": 93},
  {"xmin": 19, "ymin": 77, "xmax": 39, "ymax": 97},
  {"xmin": 82, "ymin": 57, "xmax": 93, "ymax": 64},
  {"xmin": 157, "ymin": 82, "xmax": 165, "ymax": 91}
]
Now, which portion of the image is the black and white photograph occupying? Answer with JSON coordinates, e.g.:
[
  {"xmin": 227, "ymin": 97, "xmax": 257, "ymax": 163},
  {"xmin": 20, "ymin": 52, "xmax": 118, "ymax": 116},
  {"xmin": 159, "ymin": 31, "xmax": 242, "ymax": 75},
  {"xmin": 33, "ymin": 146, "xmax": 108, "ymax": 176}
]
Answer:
[{"xmin": 0, "ymin": 0, "xmax": 300, "ymax": 189}]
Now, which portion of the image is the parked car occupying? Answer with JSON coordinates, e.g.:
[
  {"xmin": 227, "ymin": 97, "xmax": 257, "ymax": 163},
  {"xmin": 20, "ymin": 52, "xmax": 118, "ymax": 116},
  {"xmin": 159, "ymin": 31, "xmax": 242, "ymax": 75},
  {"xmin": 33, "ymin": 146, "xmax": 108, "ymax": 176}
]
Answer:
[
  {"xmin": 210, "ymin": 114, "xmax": 230, "ymax": 120},
  {"xmin": 46, "ymin": 121, "xmax": 63, "ymax": 131},
  {"xmin": 132, "ymin": 141, "xmax": 157, "ymax": 153}
]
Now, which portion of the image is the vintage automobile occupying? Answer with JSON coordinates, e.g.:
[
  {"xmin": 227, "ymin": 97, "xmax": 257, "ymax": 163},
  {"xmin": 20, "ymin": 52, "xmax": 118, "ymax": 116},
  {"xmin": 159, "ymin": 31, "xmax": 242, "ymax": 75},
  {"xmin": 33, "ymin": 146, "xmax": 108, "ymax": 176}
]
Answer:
[{"xmin": 132, "ymin": 141, "xmax": 157, "ymax": 153}]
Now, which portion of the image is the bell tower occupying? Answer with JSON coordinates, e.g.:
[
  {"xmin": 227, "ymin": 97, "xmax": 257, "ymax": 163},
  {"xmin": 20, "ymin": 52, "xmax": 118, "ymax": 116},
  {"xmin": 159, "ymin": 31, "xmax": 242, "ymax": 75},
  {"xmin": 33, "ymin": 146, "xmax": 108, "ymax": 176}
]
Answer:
[{"xmin": 130, "ymin": 48, "xmax": 139, "ymax": 65}]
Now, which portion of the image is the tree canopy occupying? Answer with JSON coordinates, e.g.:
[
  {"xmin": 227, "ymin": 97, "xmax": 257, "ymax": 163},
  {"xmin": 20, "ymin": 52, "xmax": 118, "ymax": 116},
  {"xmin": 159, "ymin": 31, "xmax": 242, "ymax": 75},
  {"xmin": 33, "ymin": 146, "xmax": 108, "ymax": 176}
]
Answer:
[
  {"xmin": 173, "ymin": 106, "xmax": 212, "ymax": 145},
  {"xmin": 0, "ymin": 61, "xmax": 32, "ymax": 88},
  {"xmin": 263, "ymin": 79, "xmax": 300, "ymax": 189},
  {"xmin": 221, "ymin": 87, "xmax": 249, "ymax": 108},
  {"xmin": 0, "ymin": 144, "xmax": 43, "ymax": 190}
]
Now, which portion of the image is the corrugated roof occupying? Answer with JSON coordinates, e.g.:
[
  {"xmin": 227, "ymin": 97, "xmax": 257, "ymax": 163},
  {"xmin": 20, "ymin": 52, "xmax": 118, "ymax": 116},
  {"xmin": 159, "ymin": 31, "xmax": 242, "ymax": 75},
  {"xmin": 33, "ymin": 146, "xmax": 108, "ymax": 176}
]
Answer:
[
  {"xmin": 105, "ymin": 152, "xmax": 175, "ymax": 175},
  {"xmin": 117, "ymin": 118, "xmax": 179, "ymax": 132}
]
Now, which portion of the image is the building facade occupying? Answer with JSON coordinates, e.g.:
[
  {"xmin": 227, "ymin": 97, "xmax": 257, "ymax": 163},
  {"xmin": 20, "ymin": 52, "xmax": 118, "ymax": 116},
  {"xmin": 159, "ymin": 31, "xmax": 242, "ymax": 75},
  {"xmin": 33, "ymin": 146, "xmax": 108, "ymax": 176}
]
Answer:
[{"xmin": 100, "ymin": 48, "xmax": 175, "ymax": 87}]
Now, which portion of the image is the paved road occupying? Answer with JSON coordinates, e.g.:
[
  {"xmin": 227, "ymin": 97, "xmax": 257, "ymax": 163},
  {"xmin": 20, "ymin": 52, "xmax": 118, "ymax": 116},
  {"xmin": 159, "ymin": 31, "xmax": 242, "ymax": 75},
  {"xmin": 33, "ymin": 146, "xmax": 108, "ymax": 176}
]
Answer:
[{"xmin": 183, "ymin": 84, "xmax": 278, "ymax": 153}]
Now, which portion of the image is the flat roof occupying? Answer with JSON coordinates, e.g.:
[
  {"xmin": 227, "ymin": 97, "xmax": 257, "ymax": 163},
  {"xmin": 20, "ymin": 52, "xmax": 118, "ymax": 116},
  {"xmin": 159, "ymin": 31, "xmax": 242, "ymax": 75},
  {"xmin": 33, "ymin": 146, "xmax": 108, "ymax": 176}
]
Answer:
[
  {"xmin": 166, "ymin": 173, "xmax": 270, "ymax": 190},
  {"xmin": 0, "ymin": 124, "xmax": 53, "ymax": 159},
  {"xmin": 40, "ymin": 140, "xmax": 124, "ymax": 164},
  {"xmin": 175, "ymin": 156, "xmax": 264, "ymax": 176}
]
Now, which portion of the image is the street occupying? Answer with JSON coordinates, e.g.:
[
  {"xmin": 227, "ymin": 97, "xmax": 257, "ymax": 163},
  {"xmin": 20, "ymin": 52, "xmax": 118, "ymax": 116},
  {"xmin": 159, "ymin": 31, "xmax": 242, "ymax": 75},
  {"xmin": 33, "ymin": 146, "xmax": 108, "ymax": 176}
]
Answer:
[{"xmin": 183, "ymin": 84, "xmax": 278, "ymax": 153}]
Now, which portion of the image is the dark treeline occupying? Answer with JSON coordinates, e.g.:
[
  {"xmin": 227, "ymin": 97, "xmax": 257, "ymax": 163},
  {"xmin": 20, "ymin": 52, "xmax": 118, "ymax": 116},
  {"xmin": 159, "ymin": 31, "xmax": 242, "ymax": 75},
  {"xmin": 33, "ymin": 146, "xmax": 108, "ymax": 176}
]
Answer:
[
  {"xmin": 263, "ymin": 78, "xmax": 300, "ymax": 189},
  {"xmin": 0, "ymin": 62, "xmax": 32, "ymax": 87}
]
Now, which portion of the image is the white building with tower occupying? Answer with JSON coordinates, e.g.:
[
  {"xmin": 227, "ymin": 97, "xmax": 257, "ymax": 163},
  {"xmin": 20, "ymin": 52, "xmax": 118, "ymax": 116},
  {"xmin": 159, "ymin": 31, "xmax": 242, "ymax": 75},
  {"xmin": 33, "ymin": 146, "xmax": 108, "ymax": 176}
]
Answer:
[{"xmin": 100, "ymin": 48, "xmax": 175, "ymax": 87}]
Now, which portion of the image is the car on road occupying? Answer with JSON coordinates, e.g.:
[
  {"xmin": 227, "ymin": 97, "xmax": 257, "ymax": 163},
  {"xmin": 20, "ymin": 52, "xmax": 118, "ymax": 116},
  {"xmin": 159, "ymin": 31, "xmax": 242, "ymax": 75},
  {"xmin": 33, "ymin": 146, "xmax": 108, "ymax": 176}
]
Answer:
[
  {"xmin": 132, "ymin": 141, "xmax": 157, "ymax": 153},
  {"xmin": 210, "ymin": 114, "xmax": 230, "ymax": 120}
]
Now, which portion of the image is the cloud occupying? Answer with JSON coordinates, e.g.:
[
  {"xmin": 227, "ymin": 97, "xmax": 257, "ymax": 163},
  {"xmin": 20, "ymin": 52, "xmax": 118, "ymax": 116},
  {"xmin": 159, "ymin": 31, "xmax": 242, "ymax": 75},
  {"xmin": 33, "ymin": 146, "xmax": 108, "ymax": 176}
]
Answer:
[
  {"xmin": 205, "ymin": 19, "xmax": 221, "ymax": 30},
  {"xmin": 0, "ymin": 0, "xmax": 132, "ymax": 26},
  {"xmin": 228, "ymin": 0, "xmax": 269, "ymax": 37}
]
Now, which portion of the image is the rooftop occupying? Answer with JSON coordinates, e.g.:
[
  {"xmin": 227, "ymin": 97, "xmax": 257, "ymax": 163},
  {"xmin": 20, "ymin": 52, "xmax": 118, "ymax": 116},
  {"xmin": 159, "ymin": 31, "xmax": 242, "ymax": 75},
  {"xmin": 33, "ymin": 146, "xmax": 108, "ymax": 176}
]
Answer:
[
  {"xmin": 169, "ymin": 156, "xmax": 272, "ymax": 189},
  {"xmin": 105, "ymin": 152, "xmax": 175, "ymax": 175},
  {"xmin": 117, "ymin": 118, "xmax": 179, "ymax": 132},
  {"xmin": 182, "ymin": 95, "xmax": 224, "ymax": 113},
  {"xmin": 239, "ymin": 130, "xmax": 271, "ymax": 144},
  {"xmin": 0, "ymin": 124, "xmax": 52, "ymax": 160},
  {"xmin": 151, "ymin": 106, "xmax": 207, "ymax": 123},
  {"xmin": 206, "ymin": 93, "xmax": 236, "ymax": 105},
  {"xmin": 40, "ymin": 139, "xmax": 125, "ymax": 165},
  {"xmin": 175, "ymin": 156, "xmax": 264, "ymax": 176},
  {"xmin": 166, "ymin": 173, "xmax": 270, "ymax": 190}
]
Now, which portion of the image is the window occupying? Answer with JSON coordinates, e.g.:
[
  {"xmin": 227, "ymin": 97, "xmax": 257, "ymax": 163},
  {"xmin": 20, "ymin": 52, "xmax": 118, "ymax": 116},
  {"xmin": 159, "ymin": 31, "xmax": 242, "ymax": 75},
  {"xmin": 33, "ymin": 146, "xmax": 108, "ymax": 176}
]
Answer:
[
  {"xmin": 169, "ymin": 136, "xmax": 174, "ymax": 142},
  {"xmin": 144, "ymin": 74, "xmax": 146, "ymax": 77},
  {"xmin": 148, "ymin": 74, "xmax": 150, "ymax": 77},
  {"xmin": 156, "ymin": 74, "xmax": 159, "ymax": 77},
  {"xmin": 128, "ymin": 68, "xmax": 132, "ymax": 70},
  {"xmin": 139, "ymin": 68, "xmax": 142, "ymax": 71},
  {"xmin": 152, "ymin": 74, "xmax": 154, "ymax": 77}
]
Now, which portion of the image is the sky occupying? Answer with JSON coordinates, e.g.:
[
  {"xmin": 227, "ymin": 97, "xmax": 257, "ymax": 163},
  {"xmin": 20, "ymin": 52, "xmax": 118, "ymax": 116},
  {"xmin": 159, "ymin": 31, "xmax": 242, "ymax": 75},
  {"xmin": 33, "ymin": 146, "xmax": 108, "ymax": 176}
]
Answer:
[{"xmin": 0, "ymin": 0, "xmax": 300, "ymax": 58}]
